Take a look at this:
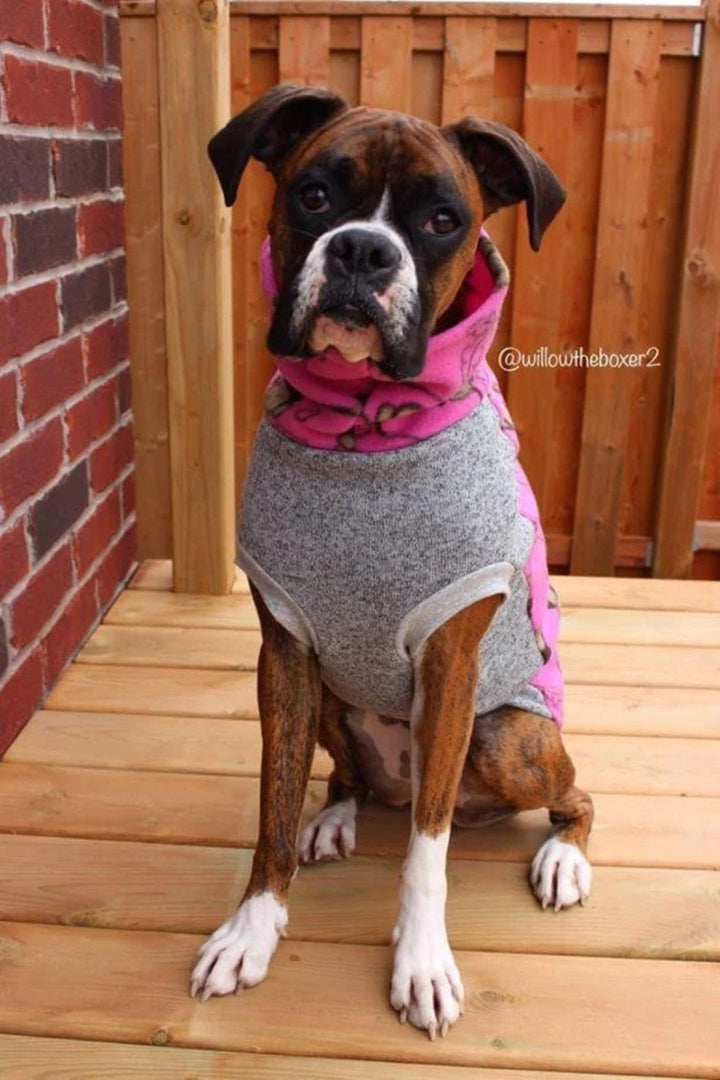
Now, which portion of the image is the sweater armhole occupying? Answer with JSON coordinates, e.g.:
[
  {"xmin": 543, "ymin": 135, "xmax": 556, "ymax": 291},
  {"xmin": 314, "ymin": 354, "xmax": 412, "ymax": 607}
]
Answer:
[
  {"xmin": 237, "ymin": 547, "xmax": 318, "ymax": 653},
  {"xmin": 396, "ymin": 561, "xmax": 515, "ymax": 661}
]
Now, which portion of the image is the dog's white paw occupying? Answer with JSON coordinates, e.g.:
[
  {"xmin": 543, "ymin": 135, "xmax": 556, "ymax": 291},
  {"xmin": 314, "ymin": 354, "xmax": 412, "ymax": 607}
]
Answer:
[
  {"xmin": 189, "ymin": 892, "xmax": 287, "ymax": 1001},
  {"xmin": 298, "ymin": 798, "xmax": 356, "ymax": 864},
  {"xmin": 390, "ymin": 914, "xmax": 464, "ymax": 1039},
  {"xmin": 530, "ymin": 836, "xmax": 592, "ymax": 911}
]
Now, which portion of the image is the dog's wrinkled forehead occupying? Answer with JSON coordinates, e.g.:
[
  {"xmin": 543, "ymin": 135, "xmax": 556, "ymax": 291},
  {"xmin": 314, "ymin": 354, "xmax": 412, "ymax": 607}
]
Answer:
[{"xmin": 271, "ymin": 109, "xmax": 480, "ymax": 248}]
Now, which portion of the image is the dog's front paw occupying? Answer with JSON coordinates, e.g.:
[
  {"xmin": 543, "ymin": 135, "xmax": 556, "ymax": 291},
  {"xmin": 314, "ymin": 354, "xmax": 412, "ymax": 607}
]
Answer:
[
  {"xmin": 297, "ymin": 798, "xmax": 357, "ymax": 864},
  {"xmin": 530, "ymin": 836, "xmax": 592, "ymax": 911},
  {"xmin": 189, "ymin": 892, "xmax": 287, "ymax": 1001},
  {"xmin": 390, "ymin": 916, "xmax": 464, "ymax": 1039}
]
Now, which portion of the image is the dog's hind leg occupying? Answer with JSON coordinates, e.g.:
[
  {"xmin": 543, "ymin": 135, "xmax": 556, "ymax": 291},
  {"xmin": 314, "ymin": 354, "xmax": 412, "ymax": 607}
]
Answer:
[
  {"xmin": 298, "ymin": 687, "xmax": 369, "ymax": 864},
  {"xmin": 190, "ymin": 584, "xmax": 322, "ymax": 1001},
  {"xmin": 463, "ymin": 707, "xmax": 594, "ymax": 910}
]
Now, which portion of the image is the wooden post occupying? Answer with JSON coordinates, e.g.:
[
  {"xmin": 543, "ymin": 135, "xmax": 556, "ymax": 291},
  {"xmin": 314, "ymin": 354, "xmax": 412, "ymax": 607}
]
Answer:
[
  {"xmin": 653, "ymin": 0, "xmax": 720, "ymax": 578},
  {"xmin": 157, "ymin": 0, "xmax": 235, "ymax": 594}
]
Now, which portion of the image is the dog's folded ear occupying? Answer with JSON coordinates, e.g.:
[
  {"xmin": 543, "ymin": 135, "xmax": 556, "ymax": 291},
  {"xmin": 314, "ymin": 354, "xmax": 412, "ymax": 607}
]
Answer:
[
  {"xmin": 208, "ymin": 84, "xmax": 349, "ymax": 207},
  {"xmin": 442, "ymin": 118, "xmax": 565, "ymax": 251}
]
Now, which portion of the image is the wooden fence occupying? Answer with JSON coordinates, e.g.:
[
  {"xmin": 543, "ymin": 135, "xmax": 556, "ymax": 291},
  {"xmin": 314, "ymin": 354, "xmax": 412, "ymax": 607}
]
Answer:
[{"xmin": 119, "ymin": 0, "xmax": 720, "ymax": 593}]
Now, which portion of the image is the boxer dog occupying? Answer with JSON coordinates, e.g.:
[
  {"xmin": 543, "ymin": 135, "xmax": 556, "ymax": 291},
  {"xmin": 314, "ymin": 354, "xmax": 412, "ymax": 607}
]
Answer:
[{"xmin": 190, "ymin": 85, "xmax": 594, "ymax": 1039}]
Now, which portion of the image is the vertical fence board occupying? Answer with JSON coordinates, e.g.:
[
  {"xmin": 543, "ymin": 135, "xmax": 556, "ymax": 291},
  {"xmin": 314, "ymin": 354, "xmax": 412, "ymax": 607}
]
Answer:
[
  {"xmin": 570, "ymin": 21, "xmax": 661, "ymax": 575},
  {"xmin": 441, "ymin": 17, "xmax": 496, "ymax": 124},
  {"xmin": 279, "ymin": 16, "xmax": 331, "ymax": 86},
  {"xmin": 654, "ymin": 0, "xmax": 720, "ymax": 578},
  {"xmin": 157, "ymin": 0, "xmax": 235, "ymax": 594},
  {"xmin": 120, "ymin": 16, "xmax": 171, "ymax": 559},
  {"xmin": 621, "ymin": 55, "xmax": 694, "ymax": 540},
  {"xmin": 507, "ymin": 19, "xmax": 578, "ymax": 513},
  {"xmin": 360, "ymin": 17, "xmax": 412, "ymax": 111}
]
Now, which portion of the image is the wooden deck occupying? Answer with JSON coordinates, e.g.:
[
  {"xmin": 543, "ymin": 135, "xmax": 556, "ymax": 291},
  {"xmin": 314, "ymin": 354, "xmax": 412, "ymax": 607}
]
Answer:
[{"xmin": 1, "ymin": 562, "xmax": 718, "ymax": 1077}]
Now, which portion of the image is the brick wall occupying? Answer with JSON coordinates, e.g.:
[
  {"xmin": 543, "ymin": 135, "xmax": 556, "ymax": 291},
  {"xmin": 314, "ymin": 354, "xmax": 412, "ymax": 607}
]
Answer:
[{"xmin": 0, "ymin": 0, "xmax": 136, "ymax": 755}]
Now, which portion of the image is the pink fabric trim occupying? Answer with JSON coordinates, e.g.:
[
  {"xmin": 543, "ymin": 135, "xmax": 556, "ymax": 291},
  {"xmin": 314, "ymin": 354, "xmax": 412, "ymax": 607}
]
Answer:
[
  {"xmin": 258, "ymin": 235, "xmax": 563, "ymax": 725},
  {"xmin": 260, "ymin": 236, "xmax": 507, "ymax": 452}
]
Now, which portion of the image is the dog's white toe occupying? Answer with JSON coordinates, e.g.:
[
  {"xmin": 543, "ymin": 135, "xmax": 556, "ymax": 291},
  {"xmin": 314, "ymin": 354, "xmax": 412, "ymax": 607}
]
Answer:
[
  {"xmin": 530, "ymin": 836, "xmax": 592, "ymax": 911},
  {"xmin": 390, "ymin": 917, "xmax": 464, "ymax": 1039},
  {"xmin": 297, "ymin": 798, "xmax": 357, "ymax": 864},
  {"xmin": 189, "ymin": 892, "xmax": 287, "ymax": 1001}
]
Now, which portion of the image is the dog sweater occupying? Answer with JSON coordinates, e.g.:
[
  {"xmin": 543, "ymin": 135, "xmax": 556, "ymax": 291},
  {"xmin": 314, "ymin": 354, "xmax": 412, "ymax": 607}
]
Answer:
[{"xmin": 237, "ymin": 235, "xmax": 564, "ymax": 725}]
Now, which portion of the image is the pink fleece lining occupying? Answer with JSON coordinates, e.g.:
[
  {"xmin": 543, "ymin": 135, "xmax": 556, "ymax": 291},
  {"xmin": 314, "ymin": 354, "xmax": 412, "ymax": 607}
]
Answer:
[{"xmin": 259, "ymin": 235, "xmax": 564, "ymax": 725}]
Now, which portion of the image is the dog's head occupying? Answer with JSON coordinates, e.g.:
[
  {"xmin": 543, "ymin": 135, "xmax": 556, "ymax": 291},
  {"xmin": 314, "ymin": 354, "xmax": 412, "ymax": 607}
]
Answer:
[{"xmin": 209, "ymin": 85, "xmax": 565, "ymax": 380}]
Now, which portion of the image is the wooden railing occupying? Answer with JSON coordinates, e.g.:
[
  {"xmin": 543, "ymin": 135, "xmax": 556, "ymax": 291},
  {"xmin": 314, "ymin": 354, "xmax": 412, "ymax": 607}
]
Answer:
[{"xmin": 120, "ymin": 0, "xmax": 720, "ymax": 592}]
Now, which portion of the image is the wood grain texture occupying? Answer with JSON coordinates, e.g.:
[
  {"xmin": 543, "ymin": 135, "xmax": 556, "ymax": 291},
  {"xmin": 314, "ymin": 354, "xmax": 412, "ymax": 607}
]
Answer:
[
  {"xmin": 5, "ymin": 1036, "xmax": 653, "ymax": 1080},
  {"xmin": 157, "ymin": 0, "xmax": 235, "ymax": 593},
  {"xmin": 0, "ymin": 763, "xmax": 718, "ymax": 869},
  {"xmin": 73, "ymin": 622, "xmax": 720, "ymax": 689},
  {"xmin": 279, "ymin": 15, "xmax": 330, "ymax": 84},
  {"xmin": 9, "ymin": 712, "xmax": 720, "ymax": 797},
  {"xmin": 0, "ymin": 923, "xmax": 717, "ymax": 1074},
  {"xmin": 120, "ymin": 1, "xmax": 705, "ymax": 19},
  {"xmin": 120, "ymin": 16, "xmax": 171, "ymax": 559},
  {"xmin": 44, "ymin": 662, "xmax": 720, "ymax": 737},
  {"xmin": 1, "ymin": 836, "xmax": 718, "ymax": 960},
  {"xmin": 360, "ymin": 16, "xmax": 412, "ymax": 110},
  {"xmin": 571, "ymin": 21, "xmax": 661, "ymax": 575},
  {"xmin": 507, "ymin": 18, "xmax": 578, "ymax": 513},
  {"xmin": 441, "ymin": 17, "xmax": 496, "ymax": 124},
  {"xmin": 653, "ymin": 0, "xmax": 720, "ymax": 578}
]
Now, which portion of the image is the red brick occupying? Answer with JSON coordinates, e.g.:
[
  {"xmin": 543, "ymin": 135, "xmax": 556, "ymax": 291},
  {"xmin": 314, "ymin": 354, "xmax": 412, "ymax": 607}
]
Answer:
[
  {"xmin": 97, "ymin": 521, "xmax": 136, "ymax": 609},
  {"xmin": 13, "ymin": 206, "xmax": 77, "ymax": 277},
  {"xmin": 104, "ymin": 12, "xmax": 121, "ymax": 68},
  {"xmin": 0, "ymin": 616, "xmax": 8, "ymax": 681},
  {"xmin": 48, "ymin": 0, "xmax": 105, "ymax": 65},
  {"xmin": 10, "ymin": 544, "xmax": 74, "ymax": 651},
  {"xmin": 0, "ymin": 521, "xmax": 30, "ymax": 597},
  {"xmin": 0, "ymin": 649, "xmax": 44, "ymax": 756},
  {"xmin": 2, "ymin": 55, "xmax": 74, "ymax": 128},
  {"xmin": 67, "ymin": 378, "xmax": 117, "ymax": 459},
  {"xmin": 2, "ymin": 4, "xmax": 45, "ymax": 47},
  {"xmin": 73, "ymin": 487, "xmax": 121, "ymax": 578},
  {"xmin": 0, "ymin": 418, "xmax": 64, "ymax": 517},
  {"xmin": 90, "ymin": 419, "xmax": 134, "ymax": 493},
  {"xmin": 121, "ymin": 471, "xmax": 136, "ymax": 519},
  {"xmin": 0, "ymin": 370, "xmax": 19, "ymax": 442},
  {"xmin": 84, "ymin": 316, "xmax": 128, "ymax": 382},
  {"xmin": 107, "ymin": 138, "xmax": 123, "ymax": 188},
  {"xmin": 42, "ymin": 576, "xmax": 99, "ymax": 690},
  {"xmin": 0, "ymin": 282, "xmax": 58, "ymax": 367},
  {"xmin": 0, "ymin": 218, "xmax": 8, "ymax": 286},
  {"xmin": 53, "ymin": 139, "xmax": 108, "ymax": 197},
  {"xmin": 110, "ymin": 252, "xmax": 126, "ymax": 303},
  {"xmin": 29, "ymin": 461, "xmax": 89, "ymax": 560},
  {"xmin": 78, "ymin": 199, "xmax": 125, "ymax": 257},
  {"xmin": 21, "ymin": 338, "xmax": 85, "ymax": 423},
  {"xmin": 74, "ymin": 71, "xmax": 123, "ymax": 131},
  {"xmin": 61, "ymin": 262, "xmax": 112, "ymax": 331},
  {"xmin": 0, "ymin": 136, "xmax": 51, "ymax": 204}
]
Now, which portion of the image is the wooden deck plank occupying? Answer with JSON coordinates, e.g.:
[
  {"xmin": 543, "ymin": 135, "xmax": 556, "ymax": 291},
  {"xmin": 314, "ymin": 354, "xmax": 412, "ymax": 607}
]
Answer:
[
  {"xmin": 8, "ymin": 712, "xmax": 720, "ymax": 797},
  {"xmin": 75, "ymin": 626, "xmax": 720, "ymax": 689},
  {"xmin": 0, "ymin": 763, "xmax": 718, "ymax": 869},
  {"xmin": 1, "ymin": 835, "xmax": 717, "ymax": 961},
  {"xmin": 107, "ymin": 588, "xmax": 720, "ymax": 647},
  {"xmin": 127, "ymin": 560, "xmax": 720, "ymax": 612},
  {"xmin": 45, "ymin": 665, "xmax": 720, "ymax": 737},
  {"xmin": 554, "ymin": 576, "xmax": 720, "ymax": 613},
  {"xmin": 7, "ymin": 1035, "xmax": 662, "ymax": 1080},
  {"xmin": 0, "ymin": 923, "xmax": 716, "ymax": 1074}
]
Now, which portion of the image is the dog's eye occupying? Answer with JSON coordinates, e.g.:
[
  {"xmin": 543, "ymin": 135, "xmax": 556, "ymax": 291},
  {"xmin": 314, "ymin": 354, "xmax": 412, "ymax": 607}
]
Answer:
[
  {"xmin": 299, "ymin": 184, "xmax": 331, "ymax": 213},
  {"xmin": 422, "ymin": 211, "xmax": 458, "ymax": 236}
]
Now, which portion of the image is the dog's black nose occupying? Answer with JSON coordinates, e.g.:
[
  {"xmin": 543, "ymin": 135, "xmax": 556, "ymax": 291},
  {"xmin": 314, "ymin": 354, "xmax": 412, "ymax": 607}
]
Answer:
[{"xmin": 327, "ymin": 228, "xmax": 401, "ymax": 281}]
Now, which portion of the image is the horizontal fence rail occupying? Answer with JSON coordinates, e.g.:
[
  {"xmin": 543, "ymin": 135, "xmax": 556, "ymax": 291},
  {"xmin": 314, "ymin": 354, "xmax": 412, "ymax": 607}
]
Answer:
[{"xmin": 120, "ymin": 0, "xmax": 720, "ymax": 588}]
